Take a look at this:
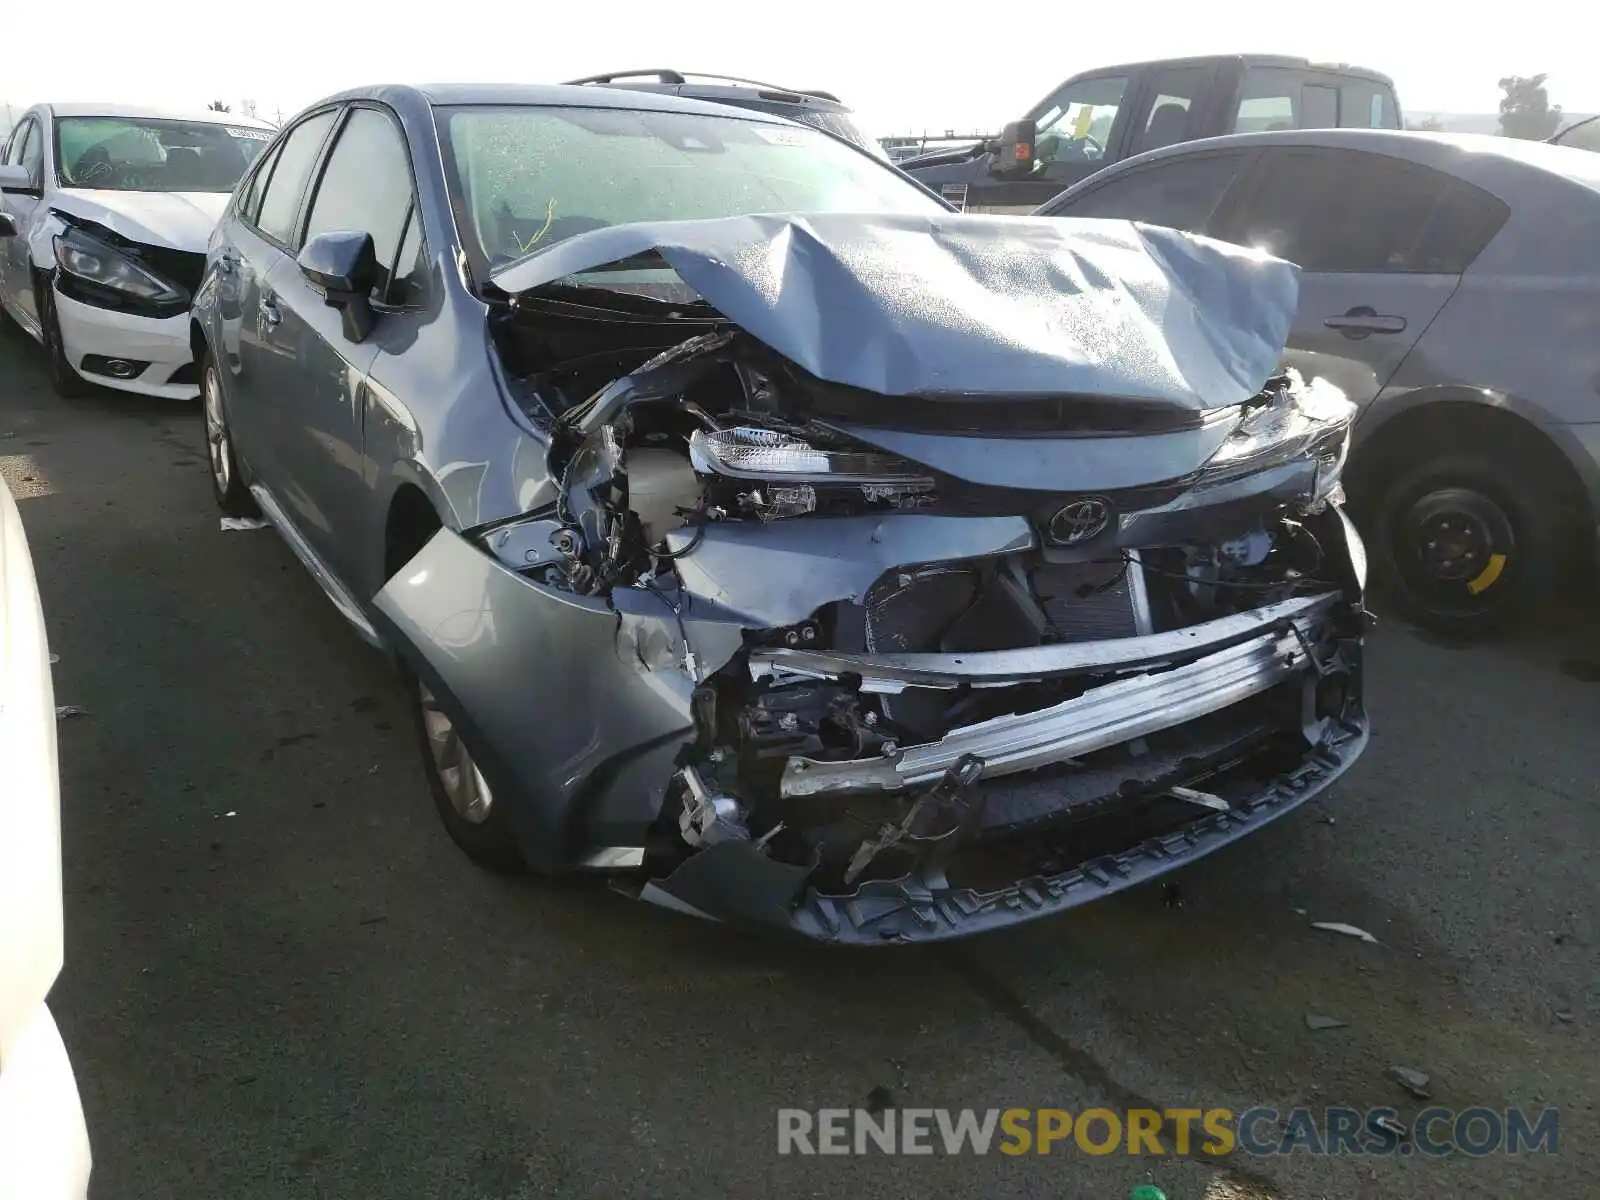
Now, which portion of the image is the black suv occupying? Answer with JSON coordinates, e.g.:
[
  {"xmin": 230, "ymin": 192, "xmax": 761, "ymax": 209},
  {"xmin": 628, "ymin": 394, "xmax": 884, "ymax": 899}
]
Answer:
[{"xmin": 563, "ymin": 70, "xmax": 886, "ymax": 158}]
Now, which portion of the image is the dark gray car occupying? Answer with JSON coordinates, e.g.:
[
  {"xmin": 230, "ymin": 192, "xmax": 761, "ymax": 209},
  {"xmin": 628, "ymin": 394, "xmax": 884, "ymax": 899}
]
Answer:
[
  {"xmin": 190, "ymin": 83, "xmax": 1369, "ymax": 944},
  {"xmin": 1037, "ymin": 128, "xmax": 1600, "ymax": 633}
]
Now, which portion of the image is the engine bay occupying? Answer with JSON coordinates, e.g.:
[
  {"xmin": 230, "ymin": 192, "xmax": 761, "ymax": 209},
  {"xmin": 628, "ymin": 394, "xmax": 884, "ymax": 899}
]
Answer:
[{"xmin": 470, "ymin": 310, "xmax": 1366, "ymax": 896}]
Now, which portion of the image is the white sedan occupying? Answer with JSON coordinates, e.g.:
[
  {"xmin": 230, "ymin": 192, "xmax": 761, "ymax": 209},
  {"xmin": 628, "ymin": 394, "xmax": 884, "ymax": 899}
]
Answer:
[
  {"xmin": 0, "ymin": 103, "xmax": 273, "ymax": 399},
  {"xmin": 0, "ymin": 472, "xmax": 90, "ymax": 1195}
]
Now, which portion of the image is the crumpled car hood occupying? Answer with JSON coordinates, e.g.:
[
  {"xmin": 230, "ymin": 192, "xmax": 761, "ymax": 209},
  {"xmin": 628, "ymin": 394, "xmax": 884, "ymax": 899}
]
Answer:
[
  {"xmin": 490, "ymin": 212, "xmax": 1300, "ymax": 412},
  {"xmin": 49, "ymin": 189, "xmax": 228, "ymax": 252}
]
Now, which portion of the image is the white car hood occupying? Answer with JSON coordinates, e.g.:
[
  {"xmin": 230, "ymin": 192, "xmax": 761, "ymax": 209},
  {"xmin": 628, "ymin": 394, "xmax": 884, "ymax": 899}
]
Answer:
[{"xmin": 50, "ymin": 189, "xmax": 229, "ymax": 252}]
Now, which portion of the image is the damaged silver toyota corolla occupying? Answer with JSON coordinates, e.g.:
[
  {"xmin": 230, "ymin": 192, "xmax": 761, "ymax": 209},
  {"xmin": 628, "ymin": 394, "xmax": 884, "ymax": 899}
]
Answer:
[{"xmin": 194, "ymin": 86, "xmax": 1368, "ymax": 945}]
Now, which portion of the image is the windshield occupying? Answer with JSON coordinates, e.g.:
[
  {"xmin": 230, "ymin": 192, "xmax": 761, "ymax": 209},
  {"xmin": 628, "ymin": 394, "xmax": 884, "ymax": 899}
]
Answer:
[
  {"xmin": 55, "ymin": 116, "xmax": 270, "ymax": 193},
  {"xmin": 439, "ymin": 104, "xmax": 941, "ymax": 276}
]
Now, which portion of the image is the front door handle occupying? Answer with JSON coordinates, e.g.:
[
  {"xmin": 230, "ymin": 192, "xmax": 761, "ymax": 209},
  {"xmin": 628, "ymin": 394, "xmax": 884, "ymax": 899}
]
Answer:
[
  {"xmin": 258, "ymin": 296, "xmax": 281, "ymax": 328},
  {"xmin": 1324, "ymin": 307, "xmax": 1407, "ymax": 337}
]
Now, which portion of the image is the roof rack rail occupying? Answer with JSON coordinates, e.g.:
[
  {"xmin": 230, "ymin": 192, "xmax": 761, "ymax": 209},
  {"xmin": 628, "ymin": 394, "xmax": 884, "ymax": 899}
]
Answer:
[
  {"xmin": 564, "ymin": 69, "xmax": 688, "ymax": 86},
  {"xmin": 563, "ymin": 70, "xmax": 842, "ymax": 104}
]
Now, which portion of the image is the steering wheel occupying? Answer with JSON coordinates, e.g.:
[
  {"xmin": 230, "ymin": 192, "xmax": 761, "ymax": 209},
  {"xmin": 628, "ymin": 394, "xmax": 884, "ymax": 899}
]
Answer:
[{"xmin": 1036, "ymin": 132, "xmax": 1104, "ymax": 165}]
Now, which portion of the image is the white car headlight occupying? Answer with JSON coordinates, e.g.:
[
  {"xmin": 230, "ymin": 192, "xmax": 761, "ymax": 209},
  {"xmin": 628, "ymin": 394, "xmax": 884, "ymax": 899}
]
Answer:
[
  {"xmin": 688, "ymin": 426, "xmax": 933, "ymax": 486},
  {"xmin": 53, "ymin": 227, "xmax": 185, "ymax": 304}
]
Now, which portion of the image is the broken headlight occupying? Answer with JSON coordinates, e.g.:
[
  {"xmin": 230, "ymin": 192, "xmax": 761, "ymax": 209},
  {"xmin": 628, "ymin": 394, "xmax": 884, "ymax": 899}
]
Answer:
[
  {"xmin": 1199, "ymin": 374, "xmax": 1354, "ymax": 504},
  {"xmin": 53, "ymin": 227, "xmax": 185, "ymax": 304},
  {"xmin": 688, "ymin": 427, "xmax": 933, "ymax": 485},
  {"xmin": 689, "ymin": 427, "xmax": 935, "ymax": 520}
]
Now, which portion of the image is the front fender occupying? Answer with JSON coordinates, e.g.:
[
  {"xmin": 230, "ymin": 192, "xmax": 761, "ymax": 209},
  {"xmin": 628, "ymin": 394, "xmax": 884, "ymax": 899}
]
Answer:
[{"xmin": 371, "ymin": 528, "xmax": 700, "ymax": 870}]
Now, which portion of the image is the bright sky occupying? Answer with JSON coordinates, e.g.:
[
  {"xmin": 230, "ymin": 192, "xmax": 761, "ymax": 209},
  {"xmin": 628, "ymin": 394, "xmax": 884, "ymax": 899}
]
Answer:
[{"xmin": 4, "ymin": 0, "xmax": 1595, "ymax": 135}]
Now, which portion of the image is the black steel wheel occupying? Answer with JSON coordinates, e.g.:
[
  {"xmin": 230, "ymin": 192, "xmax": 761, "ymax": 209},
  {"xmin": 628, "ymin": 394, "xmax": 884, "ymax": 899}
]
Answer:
[{"xmin": 1370, "ymin": 453, "xmax": 1558, "ymax": 635}]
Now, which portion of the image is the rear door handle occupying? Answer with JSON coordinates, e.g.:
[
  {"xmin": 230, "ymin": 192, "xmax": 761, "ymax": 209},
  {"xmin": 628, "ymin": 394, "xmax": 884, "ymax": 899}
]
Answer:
[
  {"xmin": 1324, "ymin": 308, "xmax": 1407, "ymax": 336},
  {"xmin": 258, "ymin": 296, "xmax": 281, "ymax": 328}
]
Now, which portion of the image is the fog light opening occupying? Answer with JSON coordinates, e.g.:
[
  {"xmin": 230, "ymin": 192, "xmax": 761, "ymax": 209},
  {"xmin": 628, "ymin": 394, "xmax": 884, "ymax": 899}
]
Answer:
[{"xmin": 81, "ymin": 354, "xmax": 149, "ymax": 380}]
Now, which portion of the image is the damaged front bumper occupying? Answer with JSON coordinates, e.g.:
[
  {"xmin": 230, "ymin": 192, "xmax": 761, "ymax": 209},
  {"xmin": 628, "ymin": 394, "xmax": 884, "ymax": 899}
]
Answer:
[
  {"xmin": 637, "ymin": 586, "xmax": 1367, "ymax": 944},
  {"xmin": 643, "ymin": 711, "xmax": 1367, "ymax": 944},
  {"xmin": 774, "ymin": 593, "xmax": 1336, "ymax": 798}
]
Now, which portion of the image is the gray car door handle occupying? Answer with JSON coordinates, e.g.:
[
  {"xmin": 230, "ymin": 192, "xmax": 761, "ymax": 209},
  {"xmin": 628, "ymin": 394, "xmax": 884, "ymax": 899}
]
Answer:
[
  {"xmin": 258, "ymin": 296, "xmax": 281, "ymax": 327},
  {"xmin": 217, "ymin": 252, "xmax": 240, "ymax": 275},
  {"xmin": 1324, "ymin": 309, "xmax": 1407, "ymax": 335}
]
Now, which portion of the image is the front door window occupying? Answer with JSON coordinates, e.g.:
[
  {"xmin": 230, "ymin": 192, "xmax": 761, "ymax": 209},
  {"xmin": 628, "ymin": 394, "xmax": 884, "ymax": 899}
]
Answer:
[{"xmin": 1032, "ymin": 76, "xmax": 1128, "ymax": 176}]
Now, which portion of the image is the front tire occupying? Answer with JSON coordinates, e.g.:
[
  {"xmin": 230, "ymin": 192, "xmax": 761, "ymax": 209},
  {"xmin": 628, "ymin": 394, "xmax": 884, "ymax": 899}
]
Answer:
[
  {"xmin": 1369, "ymin": 452, "xmax": 1559, "ymax": 636},
  {"xmin": 38, "ymin": 283, "xmax": 91, "ymax": 399},
  {"xmin": 409, "ymin": 670, "xmax": 527, "ymax": 873},
  {"xmin": 201, "ymin": 350, "xmax": 259, "ymax": 517}
]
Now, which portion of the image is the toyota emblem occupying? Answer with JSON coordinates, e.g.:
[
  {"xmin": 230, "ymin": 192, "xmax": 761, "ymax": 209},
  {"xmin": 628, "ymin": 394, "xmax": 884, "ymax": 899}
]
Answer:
[{"xmin": 1049, "ymin": 498, "xmax": 1112, "ymax": 545}]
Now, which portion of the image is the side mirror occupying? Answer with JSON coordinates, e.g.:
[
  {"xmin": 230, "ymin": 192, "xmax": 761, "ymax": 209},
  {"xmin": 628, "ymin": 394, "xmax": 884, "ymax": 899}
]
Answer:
[
  {"xmin": 0, "ymin": 212, "xmax": 16, "ymax": 238},
  {"xmin": 992, "ymin": 119, "xmax": 1037, "ymax": 178},
  {"xmin": 0, "ymin": 164, "xmax": 40, "ymax": 198},
  {"xmin": 298, "ymin": 230, "xmax": 377, "ymax": 342}
]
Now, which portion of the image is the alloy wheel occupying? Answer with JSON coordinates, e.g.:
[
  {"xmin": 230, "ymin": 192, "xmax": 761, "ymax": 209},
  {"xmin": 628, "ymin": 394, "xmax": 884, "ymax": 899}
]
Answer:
[
  {"xmin": 418, "ymin": 682, "xmax": 494, "ymax": 824},
  {"xmin": 203, "ymin": 365, "xmax": 232, "ymax": 494}
]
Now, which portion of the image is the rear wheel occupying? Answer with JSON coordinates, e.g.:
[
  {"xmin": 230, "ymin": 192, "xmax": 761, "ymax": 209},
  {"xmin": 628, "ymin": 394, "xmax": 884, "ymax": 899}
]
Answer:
[
  {"xmin": 1370, "ymin": 452, "xmax": 1558, "ymax": 636},
  {"xmin": 201, "ymin": 351, "xmax": 259, "ymax": 517},
  {"xmin": 37, "ymin": 282, "xmax": 91, "ymax": 398},
  {"xmin": 409, "ymin": 671, "xmax": 527, "ymax": 873}
]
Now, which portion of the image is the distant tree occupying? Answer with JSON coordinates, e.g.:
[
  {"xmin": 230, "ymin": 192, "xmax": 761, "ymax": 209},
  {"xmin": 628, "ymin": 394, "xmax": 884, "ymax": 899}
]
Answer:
[
  {"xmin": 1498, "ymin": 74, "xmax": 1562, "ymax": 139},
  {"xmin": 206, "ymin": 100, "xmax": 232, "ymax": 112},
  {"xmin": 1407, "ymin": 117, "xmax": 1445, "ymax": 132}
]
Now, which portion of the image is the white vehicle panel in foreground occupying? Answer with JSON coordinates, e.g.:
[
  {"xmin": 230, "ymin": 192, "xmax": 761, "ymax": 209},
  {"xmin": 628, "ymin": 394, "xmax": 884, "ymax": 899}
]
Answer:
[{"xmin": 0, "ymin": 475, "xmax": 91, "ymax": 1196}]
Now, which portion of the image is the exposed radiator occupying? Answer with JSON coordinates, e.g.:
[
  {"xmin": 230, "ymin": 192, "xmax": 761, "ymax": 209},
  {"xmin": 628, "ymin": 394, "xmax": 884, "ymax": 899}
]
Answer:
[{"xmin": 1031, "ymin": 559, "xmax": 1145, "ymax": 642}]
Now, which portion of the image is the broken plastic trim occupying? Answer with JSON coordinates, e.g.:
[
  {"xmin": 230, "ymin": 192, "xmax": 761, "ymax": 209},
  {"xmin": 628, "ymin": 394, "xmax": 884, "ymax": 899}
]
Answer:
[
  {"xmin": 750, "ymin": 591, "xmax": 1336, "ymax": 691},
  {"xmin": 557, "ymin": 329, "xmax": 734, "ymax": 438},
  {"xmin": 780, "ymin": 617, "xmax": 1323, "ymax": 798},
  {"xmin": 638, "ymin": 714, "xmax": 1369, "ymax": 944}
]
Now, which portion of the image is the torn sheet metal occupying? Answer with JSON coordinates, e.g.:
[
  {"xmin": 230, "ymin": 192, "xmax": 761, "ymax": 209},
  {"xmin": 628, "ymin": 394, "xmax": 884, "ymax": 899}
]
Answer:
[
  {"xmin": 490, "ymin": 212, "xmax": 1300, "ymax": 411},
  {"xmin": 664, "ymin": 512, "xmax": 1035, "ymax": 628},
  {"xmin": 371, "ymin": 528, "xmax": 703, "ymax": 869}
]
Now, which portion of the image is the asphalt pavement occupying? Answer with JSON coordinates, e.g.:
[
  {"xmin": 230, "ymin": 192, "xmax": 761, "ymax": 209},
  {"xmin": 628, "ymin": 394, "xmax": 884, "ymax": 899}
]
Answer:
[{"xmin": 2, "ymin": 326, "xmax": 1595, "ymax": 1199}]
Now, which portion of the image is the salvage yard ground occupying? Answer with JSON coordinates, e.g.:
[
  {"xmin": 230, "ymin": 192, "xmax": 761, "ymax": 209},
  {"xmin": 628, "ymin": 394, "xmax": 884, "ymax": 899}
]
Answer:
[{"xmin": 1, "ymin": 329, "xmax": 1595, "ymax": 1199}]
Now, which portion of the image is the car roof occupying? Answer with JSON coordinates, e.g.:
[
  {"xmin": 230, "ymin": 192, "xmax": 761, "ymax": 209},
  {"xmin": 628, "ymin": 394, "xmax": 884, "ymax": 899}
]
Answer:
[
  {"xmin": 564, "ymin": 71, "xmax": 853, "ymax": 113},
  {"xmin": 40, "ymin": 102, "xmax": 274, "ymax": 128},
  {"xmin": 1085, "ymin": 128, "xmax": 1600, "ymax": 199},
  {"xmin": 1070, "ymin": 54, "xmax": 1396, "ymax": 87},
  {"xmin": 311, "ymin": 82, "xmax": 800, "ymax": 125}
]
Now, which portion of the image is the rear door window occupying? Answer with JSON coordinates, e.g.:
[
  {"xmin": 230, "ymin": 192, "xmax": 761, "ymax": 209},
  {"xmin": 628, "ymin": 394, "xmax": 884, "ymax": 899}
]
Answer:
[
  {"xmin": 1043, "ymin": 151, "xmax": 1248, "ymax": 233},
  {"xmin": 254, "ymin": 109, "xmax": 338, "ymax": 246},
  {"xmin": 1129, "ymin": 65, "xmax": 1211, "ymax": 155},
  {"xmin": 1221, "ymin": 147, "xmax": 1501, "ymax": 273}
]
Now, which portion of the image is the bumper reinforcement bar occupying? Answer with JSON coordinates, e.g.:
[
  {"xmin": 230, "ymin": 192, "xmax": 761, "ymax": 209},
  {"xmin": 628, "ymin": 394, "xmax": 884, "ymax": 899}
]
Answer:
[{"xmin": 780, "ymin": 616, "xmax": 1322, "ymax": 798}]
